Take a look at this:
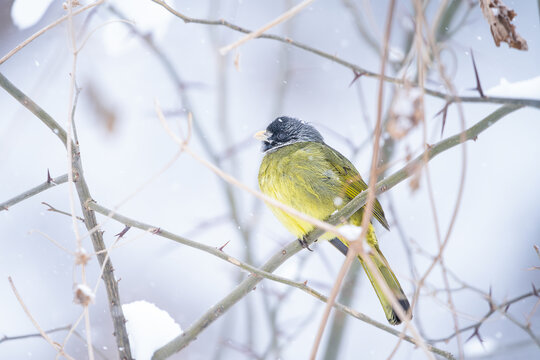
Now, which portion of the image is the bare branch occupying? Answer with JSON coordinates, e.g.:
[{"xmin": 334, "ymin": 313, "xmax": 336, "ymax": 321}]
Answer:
[
  {"xmin": 430, "ymin": 290, "xmax": 540, "ymax": 344},
  {"xmin": 42, "ymin": 202, "xmax": 85, "ymax": 223},
  {"xmin": 150, "ymin": 0, "xmax": 540, "ymax": 109},
  {"xmin": 0, "ymin": 325, "xmax": 70, "ymax": 344},
  {"xmin": 0, "ymin": 71, "xmax": 132, "ymax": 359}
]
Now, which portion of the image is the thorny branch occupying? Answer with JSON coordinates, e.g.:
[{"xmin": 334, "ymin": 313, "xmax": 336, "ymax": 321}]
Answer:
[
  {"xmin": 0, "ymin": 72, "xmax": 132, "ymax": 359},
  {"xmin": 151, "ymin": 0, "xmax": 540, "ymax": 109},
  {"xmin": 0, "ymin": 173, "xmax": 68, "ymax": 211},
  {"xmin": 430, "ymin": 290, "xmax": 540, "ymax": 345}
]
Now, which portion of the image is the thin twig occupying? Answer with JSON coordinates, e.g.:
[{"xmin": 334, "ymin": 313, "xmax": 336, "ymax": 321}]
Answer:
[
  {"xmin": 8, "ymin": 277, "xmax": 75, "ymax": 360},
  {"xmin": 0, "ymin": 325, "xmax": 71, "ymax": 344},
  {"xmin": 219, "ymin": 0, "xmax": 315, "ymax": 55},
  {"xmin": 42, "ymin": 201, "xmax": 85, "ymax": 222}
]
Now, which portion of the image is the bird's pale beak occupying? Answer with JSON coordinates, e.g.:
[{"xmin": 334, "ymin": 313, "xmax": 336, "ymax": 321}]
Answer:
[{"xmin": 254, "ymin": 130, "xmax": 269, "ymax": 141}]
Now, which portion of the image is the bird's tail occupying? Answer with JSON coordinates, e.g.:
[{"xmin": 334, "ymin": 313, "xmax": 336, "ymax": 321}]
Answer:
[{"xmin": 330, "ymin": 225, "xmax": 411, "ymax": 325}]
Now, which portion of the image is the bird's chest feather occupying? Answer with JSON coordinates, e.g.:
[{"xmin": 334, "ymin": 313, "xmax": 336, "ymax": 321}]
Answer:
[{"xmin": 258, "ymin": 145, "xmax": 343, "ymax": 236}]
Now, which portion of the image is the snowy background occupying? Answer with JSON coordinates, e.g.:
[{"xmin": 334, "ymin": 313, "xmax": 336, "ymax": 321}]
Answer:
[{"xmin": 1, "ymin": 0, "xmax": 539, "ymax": 359}]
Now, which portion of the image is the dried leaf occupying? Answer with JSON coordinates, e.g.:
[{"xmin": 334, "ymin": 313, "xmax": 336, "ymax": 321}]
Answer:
[
  {"xmin": 479, "ymin": 0, "xmax": 528, "ymax": 50},
  {"xmin": 73, "ymin": 284, "xmax": 95, "ymax": 306},
  {"xmin": 74, "ymin": 249, "xmax": 91, "ymax": 266}
]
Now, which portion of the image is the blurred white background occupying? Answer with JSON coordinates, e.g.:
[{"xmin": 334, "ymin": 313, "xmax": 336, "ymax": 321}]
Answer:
[{"xmin": 1, "ymin": 0, "xmax": 539, "ymax": 359}]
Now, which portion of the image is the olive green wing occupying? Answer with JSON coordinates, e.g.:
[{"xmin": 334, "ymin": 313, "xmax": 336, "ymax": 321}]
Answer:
[{"xmin": 323, "ymin": 145, "xmax": 390, "ymax": 230}]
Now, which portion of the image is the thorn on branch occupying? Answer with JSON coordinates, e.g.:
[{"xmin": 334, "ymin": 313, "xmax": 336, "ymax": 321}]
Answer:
[
  {"xmin": 487, "ymin": 286, "xmax": 496, "ymax": 311},
  {"xmin": 115, "ymin": 226, "xmax": 131, "ymax": 239},
  {"xmin": 434, "ymin": 101, "xmax": 451, "ymax": 137},
  {"xmin": 466, "ymin": 327, "xmax": 484, "ymax": 344},
  {"xmin": 532, "ymin": 283, "xmax": 539, "ymax": 297},
  {"xmin": 504, "ymin": 303, "xmax": 511, "ymax": 312},
  {"xmin": 470, "ymin": 50, "xmax": 486, "ymax": 98},
  {"xmin": 349, "ymin": 70, "xmax": 365, "ymax": 87},
  {"xmin": 218, "ymin": 240, "xmax": 230, "ymax": 251},
  {"xmin": 46, "ymin": 169, "xmax": 54, "ymax": 184},
  {"xmin": 150, "ymin": 227, "xmax": 162, "ymax": 234},
  {"xmin": 303, "ymin": 280, "xmax": 308, "ymax": 286}
]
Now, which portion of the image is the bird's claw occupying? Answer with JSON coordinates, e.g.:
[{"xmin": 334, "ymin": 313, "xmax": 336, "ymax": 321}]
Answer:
[{"xmin": 298, "ymin": 237, "xmax": 313, "ymax": 251}]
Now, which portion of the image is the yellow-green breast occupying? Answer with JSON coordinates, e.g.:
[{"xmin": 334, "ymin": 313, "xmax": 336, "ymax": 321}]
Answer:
[{"xmin": 258, "ymin": 141, "xmax": 388, "ymax": 239}]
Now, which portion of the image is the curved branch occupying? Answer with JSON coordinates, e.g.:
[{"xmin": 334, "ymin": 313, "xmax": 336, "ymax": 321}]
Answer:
[{"xmin": 151, "ymin": 0, "xmax": 540, "ymax": 109}]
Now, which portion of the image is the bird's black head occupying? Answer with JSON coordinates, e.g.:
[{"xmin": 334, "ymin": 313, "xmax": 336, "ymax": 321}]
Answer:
[{"xmin": 255, "ymin": 116, "xmax": 324, "ymax": 153}]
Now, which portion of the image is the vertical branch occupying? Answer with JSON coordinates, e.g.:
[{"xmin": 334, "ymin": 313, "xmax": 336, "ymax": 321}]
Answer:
[
  {"xmin": 64, "ymin": 3, "xmax": 94, "ymax": 358},
  {"xmin": 321, "ymin": 261, "xmax": 361, "ymax": 360}
]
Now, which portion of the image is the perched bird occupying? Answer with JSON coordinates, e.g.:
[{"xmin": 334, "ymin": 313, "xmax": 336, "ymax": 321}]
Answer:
[{"xmin": 255, "ymin": 116, "xmax": 411, "ymax": 325}]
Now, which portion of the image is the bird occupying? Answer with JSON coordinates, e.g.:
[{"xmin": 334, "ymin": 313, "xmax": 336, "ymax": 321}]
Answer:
[{"xmin": 255, "ymin": 116, "xmax": 411, "ymax": 325}]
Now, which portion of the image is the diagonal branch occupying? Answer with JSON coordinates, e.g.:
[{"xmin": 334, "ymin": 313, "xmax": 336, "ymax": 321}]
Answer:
[
  {"xmin": 87, "ymin": 199, "xmax": 456, "ymax": 359},
  {"xmin": 151, "ymin": 0, "xmax": 540, "ymax": 109},
  {"xmin": 0, "ymin": 173, "xmax": 68, "ymax": 211}
]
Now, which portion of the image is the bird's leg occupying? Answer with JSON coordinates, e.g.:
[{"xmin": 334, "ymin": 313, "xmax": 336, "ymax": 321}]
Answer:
[{"xmin": 298, "ymin": 236, "xmax": 313, "ymax": 251}]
